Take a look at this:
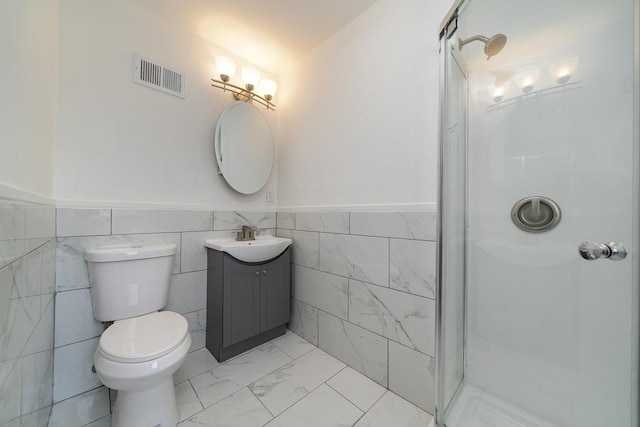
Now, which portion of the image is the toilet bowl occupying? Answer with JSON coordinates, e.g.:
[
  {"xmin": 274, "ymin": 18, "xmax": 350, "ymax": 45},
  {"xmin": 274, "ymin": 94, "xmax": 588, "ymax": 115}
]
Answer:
[
  {"xmin": 85, "ymin": 244, "xmax": 191, "ymax": 427},
  {"xmin": 94, "ymin": 311, "xmax": 191, "ymax": 427}
]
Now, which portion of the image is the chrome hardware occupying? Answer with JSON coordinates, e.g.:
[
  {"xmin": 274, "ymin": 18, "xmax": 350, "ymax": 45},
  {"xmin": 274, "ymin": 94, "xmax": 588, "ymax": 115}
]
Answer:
[
  {"xmin": 511, "ymin": 196, "xmax": 561, "ymax": 233},
  {"xmin": 263, "ymin": 270, "xmax": 267, "ymax": 274},
  {"xmin": 237, "ymin": 225, "xmax": 257, "ymax": 241},
  {"xmin": 578, "ymin": 241, "xmax": 627, "ymax": 261},
  {"xmin": 255, "ymin": 271, "xmax": 260, "ymax": 276}
]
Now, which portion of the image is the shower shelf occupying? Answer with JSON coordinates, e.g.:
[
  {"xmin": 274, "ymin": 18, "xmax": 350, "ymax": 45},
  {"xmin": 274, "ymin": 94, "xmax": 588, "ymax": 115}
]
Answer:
[{"xmin": 486, "ymin": 80, "xmax": 583, "ymax": 112}]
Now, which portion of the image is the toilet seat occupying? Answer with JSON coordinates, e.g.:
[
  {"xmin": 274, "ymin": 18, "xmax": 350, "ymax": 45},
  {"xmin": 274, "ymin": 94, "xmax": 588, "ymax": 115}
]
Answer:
[{"xmin": 99, "ymin": 311, "xmax": 189, "ymax": 363}]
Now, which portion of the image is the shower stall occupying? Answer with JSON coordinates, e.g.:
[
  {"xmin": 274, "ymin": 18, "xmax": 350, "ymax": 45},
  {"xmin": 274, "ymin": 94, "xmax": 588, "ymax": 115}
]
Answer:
[{"xmin": 436, "ymin": 0, "xmax": 639, "ymax": 426}]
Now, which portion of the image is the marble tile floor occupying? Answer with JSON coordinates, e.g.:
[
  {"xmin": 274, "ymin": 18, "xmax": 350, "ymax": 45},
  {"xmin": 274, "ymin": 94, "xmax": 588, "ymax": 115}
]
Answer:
[{"xmin": 169, "ymin": 330, "xmax": 432, "ymax": 427}]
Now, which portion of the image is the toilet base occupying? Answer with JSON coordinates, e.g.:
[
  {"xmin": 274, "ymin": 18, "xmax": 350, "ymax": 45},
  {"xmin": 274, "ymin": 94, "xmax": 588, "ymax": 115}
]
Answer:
[{"xmin": 111, "ymin": 376, "xmax": 178, "ymax": 427}]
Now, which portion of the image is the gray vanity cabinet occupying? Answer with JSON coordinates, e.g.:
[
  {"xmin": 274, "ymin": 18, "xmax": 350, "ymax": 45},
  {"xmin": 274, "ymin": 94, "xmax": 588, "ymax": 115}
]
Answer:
[{"xmin": 206, "ymin": 247, "xmax": 290, "ymax": 362}]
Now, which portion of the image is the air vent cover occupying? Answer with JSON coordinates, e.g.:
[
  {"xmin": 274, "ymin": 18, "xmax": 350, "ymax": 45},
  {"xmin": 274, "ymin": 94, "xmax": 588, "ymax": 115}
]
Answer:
[{"xmin": 133, "ymin": 54, "xmax": 186, "ymax": 98}]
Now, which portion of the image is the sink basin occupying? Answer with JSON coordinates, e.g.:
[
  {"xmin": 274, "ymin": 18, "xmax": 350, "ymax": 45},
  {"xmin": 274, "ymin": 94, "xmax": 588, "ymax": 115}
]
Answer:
[{"xmin": 204, "ymin": 235, "xmax": 292, "ymax": 263}]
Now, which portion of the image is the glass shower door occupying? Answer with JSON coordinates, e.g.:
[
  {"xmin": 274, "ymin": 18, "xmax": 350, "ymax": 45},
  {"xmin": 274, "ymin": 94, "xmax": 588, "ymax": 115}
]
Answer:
[
  {"xmin": 436, "ymin": 32, "xmax": 467, "ymax": 420},
  {"xmin": 437, "ymin": 0, "xmax": 638, "ymax": 426}
]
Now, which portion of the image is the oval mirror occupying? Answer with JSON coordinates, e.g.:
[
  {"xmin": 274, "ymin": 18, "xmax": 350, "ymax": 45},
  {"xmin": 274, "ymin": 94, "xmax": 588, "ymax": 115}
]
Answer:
[{"xmin": 214, "ymin": 101, "xmax": 274, "ymax": 194}]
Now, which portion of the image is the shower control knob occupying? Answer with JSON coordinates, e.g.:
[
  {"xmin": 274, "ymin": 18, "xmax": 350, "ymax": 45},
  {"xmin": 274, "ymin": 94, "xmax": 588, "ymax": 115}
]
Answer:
[{"xmin": 578, "ymin": 241, "xmax": 627, "ymax": 261}]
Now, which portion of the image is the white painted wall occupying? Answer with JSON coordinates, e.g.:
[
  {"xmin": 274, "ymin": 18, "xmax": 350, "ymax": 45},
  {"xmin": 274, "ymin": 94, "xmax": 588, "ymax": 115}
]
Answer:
[
  {"xmin": 277, "ymin": 0, "xmax": 453, "ymax": 209},
  {"xmin": 0, "ymin": 0, "xmax": 58, "ymax": 198},
  {"xmin": 54, "ymin": 0, "xmax": 278, "ymax": 210}
]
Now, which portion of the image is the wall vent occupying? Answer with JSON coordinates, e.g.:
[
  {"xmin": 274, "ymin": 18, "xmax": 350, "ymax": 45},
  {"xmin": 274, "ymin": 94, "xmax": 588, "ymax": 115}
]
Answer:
[{"xmin": 133, "ymin": 54, "xmax": 186, "ymax": 99}]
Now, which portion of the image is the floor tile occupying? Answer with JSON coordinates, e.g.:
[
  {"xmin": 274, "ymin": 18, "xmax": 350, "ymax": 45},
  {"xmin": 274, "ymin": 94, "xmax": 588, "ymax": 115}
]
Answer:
[
  {"xmin": 327, "ymin": 367, "xmax": 386, "ymax": 412},
  {"xmin": 190, "ymin": 343, "xmax": 291, "ymax": 407},
  {"xmin": 264, "ymin": 384, "xmax": 363, "ymax": 427},
  {"xmin": 174, "ymin": 348, "xmax": 220, "ymax": 384},
  {"xmin": 179, "ymin": 387, "xmax": 273, "ymax": 427},
  {"xmin": 353, "ymin": 391, "xmax": 432, "ymax": 427},
  {"xmin": 249, "ymin": 348, "xmax": 345, "ymax": 416},
  {"xmin": 175, "ymin": 381, "xmax": 203, "ymax": 422},
  {"xmin": 272, "ymin": 332, "xmax": 316, "ymax": 359}
]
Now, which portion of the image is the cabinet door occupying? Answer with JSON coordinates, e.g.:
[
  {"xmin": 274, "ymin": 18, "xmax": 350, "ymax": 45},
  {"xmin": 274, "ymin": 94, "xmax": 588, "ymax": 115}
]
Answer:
[
  {"xmin": 260, "ymin": 250, "xmax": 291, "ymax": 332},
  {"xmin": 223, "ymin": 256, "xmax": 261, "ymax": 347}
]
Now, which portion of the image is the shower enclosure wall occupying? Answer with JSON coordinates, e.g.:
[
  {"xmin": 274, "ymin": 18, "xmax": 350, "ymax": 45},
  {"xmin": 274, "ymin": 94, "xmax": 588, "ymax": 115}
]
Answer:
[{"xmin": 436, "ymin": 0, "xmax": 639, "ymax": 426}]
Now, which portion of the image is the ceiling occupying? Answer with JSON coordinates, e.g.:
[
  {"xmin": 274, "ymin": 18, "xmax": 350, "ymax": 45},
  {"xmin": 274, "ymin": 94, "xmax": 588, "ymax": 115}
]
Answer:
[{"xmin": 133, "ymin": 0, "xmax": 378, "ymax": 74}]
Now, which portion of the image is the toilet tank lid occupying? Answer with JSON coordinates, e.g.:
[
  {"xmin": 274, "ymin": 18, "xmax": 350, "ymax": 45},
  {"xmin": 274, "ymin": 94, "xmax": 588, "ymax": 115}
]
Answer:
[{"xmin": 84, "ymin": 243, "xmax": 177, "ymax": 263}]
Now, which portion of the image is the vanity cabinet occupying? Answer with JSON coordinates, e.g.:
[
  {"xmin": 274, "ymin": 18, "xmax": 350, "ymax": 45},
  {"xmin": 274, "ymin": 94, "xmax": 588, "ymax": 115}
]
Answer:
[{"xmin": 206, "ymin": 247, "xmax": 290, "ymax": 362}]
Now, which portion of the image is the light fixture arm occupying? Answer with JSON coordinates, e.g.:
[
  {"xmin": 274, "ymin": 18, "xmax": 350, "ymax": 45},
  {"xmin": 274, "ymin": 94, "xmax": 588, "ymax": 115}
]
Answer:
[{"xmin": 211, "ymin": 78, "xmax": 275, "ymax": 110}]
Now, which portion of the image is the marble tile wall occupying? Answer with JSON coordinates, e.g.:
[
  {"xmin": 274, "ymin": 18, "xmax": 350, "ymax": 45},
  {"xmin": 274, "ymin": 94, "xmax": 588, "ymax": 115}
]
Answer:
[
  {"xmin": 50, "ymin": 208, "xmax": 275, "ymax": 426},
  {"xmin": 277, "ymin": 210, "xmax": 437, "ymax": 413},
  {"xmin": 0, "ymin": 196, "xmax": 56, "ymax": 427}
]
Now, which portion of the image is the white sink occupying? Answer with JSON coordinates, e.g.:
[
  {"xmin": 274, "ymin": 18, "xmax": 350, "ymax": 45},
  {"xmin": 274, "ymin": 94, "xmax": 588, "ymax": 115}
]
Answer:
[{"xmin": 204, "ymin": 235, "xmax": 292, "ymax": 263}]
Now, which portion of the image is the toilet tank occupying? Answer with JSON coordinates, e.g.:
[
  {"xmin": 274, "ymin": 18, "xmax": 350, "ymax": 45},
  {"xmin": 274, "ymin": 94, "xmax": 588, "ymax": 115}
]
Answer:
[{"xmin": 84, "ymin": 244, "xmax": 176, "ymax": 322}]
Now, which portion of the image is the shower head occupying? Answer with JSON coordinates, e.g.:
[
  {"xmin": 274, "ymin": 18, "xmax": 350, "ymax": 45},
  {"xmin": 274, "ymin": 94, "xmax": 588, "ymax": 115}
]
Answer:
[{"xmin": 458, "ymin": 33, "xmax": 507, "ymax": 60}]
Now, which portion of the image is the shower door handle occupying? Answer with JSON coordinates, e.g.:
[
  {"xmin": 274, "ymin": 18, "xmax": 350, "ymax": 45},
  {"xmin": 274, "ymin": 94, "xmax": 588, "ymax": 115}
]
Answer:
[{"xmin": 578, "ymin": 241, "xmax": 627, "ymax": 261}]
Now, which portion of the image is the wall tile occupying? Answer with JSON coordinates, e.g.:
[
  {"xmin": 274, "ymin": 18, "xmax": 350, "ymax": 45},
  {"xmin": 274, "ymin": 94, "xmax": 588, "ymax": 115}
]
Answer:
[
  {"xmin": 22, "ymin": 297, "xmax": 54, "ymax": 355},
  {"xmin": 10, "ymin": 248, "xmax": 42, "ymax": 299},
  {"xmin": 388, "ymin": 341, "xmax": 435, "ymax": 413},
  {"xmin": 318, "ymin": 311, "xmax": 388, "ymax": 387},
  {"xmin": 180, "ymin": 230, "xmax": 235, "ymax": 273},
  {"xmin": 350, "ymin": 211, "xmax": 436, "ymax": 241},
  {"xmin": 21, "ymin": 350, "xmax": 53, "ymax": 414},
  {"xmin": 25, "ymin": 205, "xmax": 55, "ymax": 241},
  {"xmin": 54, "ymin": 289, "xmax": 103, "ymax": 348},
  {"xmin": 48, "ymin": 387, "xmax": 109, "ymax": 427},
  {"xmin": 294, "ymin": 266, "xmax": 348, "ymax": 320},
  {"xmin": 295, "ymin": 212, "xmax": 349, "ymax": 233},
  {"xmin": 319, "ymin": 233, "xmax": 389, "ymax": 287},
  {"xmin": 111, "ymin": 209, "xmax": 211, "ymax": 234},
  {"xmin": 56, "ymin": 233, "xmax": 181, "ymax": 291},
  {"xmin": 0, "ymin": 358, "xmax": 21, "ymax": 424},
  {"xmin": 56, "ymin": 208, "xmax": 111, "ymax": 237},
  {"xmin": 184, "ymin": 309, "xmax": 206, "ymax": 352},
  {"xmin": 53, "ymin": 338, "xmax": 102, "ymax": 403},
  {"xmin": 277, "ymin": 229, "xmax": 318, "ymax": 269},
  {"xmin": 41, "ymin": 240, "xmax": 56, "ymax": 295},
  {"xmin": 166, "ymin": 271, "xmax": 207, "ymax": 315},
  {"xmin": 288, "ymin": 298, "xmax": 318, "ymax": 346},
  {"xmin": 349, "ymin": 280, "xmax": 435, "ymax": 355},
  {"xmin": 276, "ymin": 212, "xmax": 296, "ymax": 230},
  {"xmin": 0, "ymin": 202, "xmax": 26, "ymax": 269},
  {"xmin": 213, "ymin": 211, "xmax": 276, "ymax": 230},
  {"xmin": 1, "ymin": 295, "xmax": 40, "ymax": 362},
  {"xmin": 390, "ymin": 239, "xmax": 436, "ymax": 299}
]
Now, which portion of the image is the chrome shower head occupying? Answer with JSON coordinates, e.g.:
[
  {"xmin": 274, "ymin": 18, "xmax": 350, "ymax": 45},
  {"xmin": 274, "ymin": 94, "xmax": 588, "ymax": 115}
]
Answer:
[{"xmin": 458, "ymin": 33, "xmax": 507, "ymax": 60}]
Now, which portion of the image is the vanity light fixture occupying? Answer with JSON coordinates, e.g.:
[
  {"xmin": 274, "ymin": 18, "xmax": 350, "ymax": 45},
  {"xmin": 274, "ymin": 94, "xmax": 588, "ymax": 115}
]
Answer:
[
  {"xmin": 211, "ymin": 56, "xmax": 277, "ymax": 110},
  {"xmin": 515, "ymin": 68, "xmax": 540, "ymax": 94},
  {"xmin": 549, "ymin": 57, "xmax": 579, "ymax": 84},
  {"xmin": 489, "ymin": 83, "xmax": 507, "ymax": 103}
]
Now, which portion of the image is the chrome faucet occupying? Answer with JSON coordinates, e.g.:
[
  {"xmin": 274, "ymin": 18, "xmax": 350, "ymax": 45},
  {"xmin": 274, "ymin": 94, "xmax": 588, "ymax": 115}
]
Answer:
[{"xmin": 237, "ymin": 225, "xmax": 257, "ymax": 241}]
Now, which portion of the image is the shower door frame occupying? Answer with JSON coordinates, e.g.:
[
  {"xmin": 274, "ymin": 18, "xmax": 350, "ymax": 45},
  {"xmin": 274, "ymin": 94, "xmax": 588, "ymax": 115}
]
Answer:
[
  {"xmin": 435, "ymin": 0, "xmax": 640, "ymax": 425},
  {"xmin": 435, "ymin": 1, "xmax": 469, "ymax": 425}
]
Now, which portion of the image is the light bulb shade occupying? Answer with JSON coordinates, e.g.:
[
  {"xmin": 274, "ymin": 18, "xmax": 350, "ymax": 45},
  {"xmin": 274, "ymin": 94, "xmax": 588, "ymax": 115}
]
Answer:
[
  {"xmin": 549, "ymin": 57, "xmax": 579, "ymax": 84},
  {"xmin": 241, "ymin": 67, "xmax": 261, "ymax": 89},
  {"xmin": 488, "ymin": 83, "xmax": 507, "ymax": 103},
  {"xmin": 216, "ymin": 56, "xmax": 236, "ymax": 79},
  {"xmin": 260, "ymin": 79, "xmax": 278, "ymax": 98},
  {"xmin": 515, "ymin": 68, "xmax": 540, "ymax": 93}
]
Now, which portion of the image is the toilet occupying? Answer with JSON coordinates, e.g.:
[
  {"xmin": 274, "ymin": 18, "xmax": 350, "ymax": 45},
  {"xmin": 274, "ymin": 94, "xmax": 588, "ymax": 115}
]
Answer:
[{"xmin": 85, "ymin": 243, "xmax": 191, "ymax": 427}]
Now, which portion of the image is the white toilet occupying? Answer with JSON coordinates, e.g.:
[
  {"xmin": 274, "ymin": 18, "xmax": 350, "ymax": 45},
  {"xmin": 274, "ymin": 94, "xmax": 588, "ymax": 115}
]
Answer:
[{"xmin": 85, "ymin": 243, "xmax": 192, "ymax": 427}]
